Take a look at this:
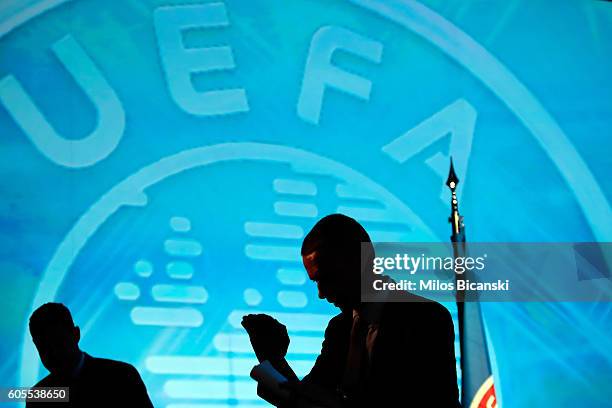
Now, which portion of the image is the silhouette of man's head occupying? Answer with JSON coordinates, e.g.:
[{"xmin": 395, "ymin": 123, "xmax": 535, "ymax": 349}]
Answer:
[
  {"xmin": 302, "ymin": 214, "xmax": 374, "ymax": 311},
  {"xmin": 29, "ymin": 303, "xmax": 81, "ymax": 375}
]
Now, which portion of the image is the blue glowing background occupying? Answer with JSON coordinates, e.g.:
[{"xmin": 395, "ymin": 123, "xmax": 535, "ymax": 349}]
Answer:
[{"xmin": 0, "ymin": 0, "xmax": 611, "ymax": 406}]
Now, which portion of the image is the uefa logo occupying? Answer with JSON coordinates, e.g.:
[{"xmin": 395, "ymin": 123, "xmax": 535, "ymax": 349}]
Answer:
[{"xmin": 0, "ymin": 1, "xmax": 608, "ymax": 407}]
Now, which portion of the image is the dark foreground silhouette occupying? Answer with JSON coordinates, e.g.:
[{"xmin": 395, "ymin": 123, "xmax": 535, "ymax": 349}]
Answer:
[
  {"xmin": 243, "ymin": 214, "xmax": 460, "ymax": 407},
  {"xmin": 27, "ymin": 302, "xmax": 153, "ymax": 407}
]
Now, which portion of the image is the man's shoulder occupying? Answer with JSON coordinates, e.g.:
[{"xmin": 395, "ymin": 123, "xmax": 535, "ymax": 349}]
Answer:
[
  {"xmin": 382, "ymin": 296, "xmax": 453, "ymax": 326},
  {"xmin": 84, "ymin": 355, "xmax": 152, "ymax": 405},
  {"xmin": 27, "ymin": 375, "xmax": 57, "ymax": 408},
  {"xmin": 327, "ymin": 312, "xmax": 346, "ymax": 324},
  {"xmin": 324, "ymin": 312, "xmax": 352, "ymax": 335},
  {"xmin": 86, "ymin": 355, "xmax": 140, "ymax": 377},
  {"xmin": 32, "ymin": 374, "xmax": 55, "ymax": 388}
]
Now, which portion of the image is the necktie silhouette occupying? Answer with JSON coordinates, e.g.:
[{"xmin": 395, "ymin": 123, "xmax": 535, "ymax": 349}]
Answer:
[{"xmin": 342, "ymin": 313, "xmax": 368, "ymax": 395}]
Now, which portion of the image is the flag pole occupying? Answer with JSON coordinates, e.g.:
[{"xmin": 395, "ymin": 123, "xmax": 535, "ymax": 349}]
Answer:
[{"xmin": 446, "ymin": 159, "xmax": 498, "ymax": 408}]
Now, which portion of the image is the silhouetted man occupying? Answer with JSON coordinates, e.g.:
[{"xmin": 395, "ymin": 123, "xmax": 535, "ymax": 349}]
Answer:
[
  {"xmin": 243, "ymin": 214, "xmax": 459, "ymax": 407},
  {"xmin": 27, "ymin": 302, "xmax": 153, "ymax": 407}
]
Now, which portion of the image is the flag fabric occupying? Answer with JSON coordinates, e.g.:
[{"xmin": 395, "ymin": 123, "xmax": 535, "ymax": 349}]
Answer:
[{"xmin": 458, "ymin": 301, "xmax": 497, "ymax": 408}]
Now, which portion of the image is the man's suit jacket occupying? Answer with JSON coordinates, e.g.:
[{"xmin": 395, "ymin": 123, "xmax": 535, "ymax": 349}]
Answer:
[
  {"xmin": 26, "ymin": 353, "xmax": 154, "ymax": 407},
  {"xmin": 302, "ymin": 298, "xmax": 460, "ymax": 407}
]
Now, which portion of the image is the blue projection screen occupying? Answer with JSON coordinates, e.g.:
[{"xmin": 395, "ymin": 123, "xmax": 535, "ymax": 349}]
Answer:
[{"xmin": 0, "ymin": 0, "xmax": 611, "ymax": 407}]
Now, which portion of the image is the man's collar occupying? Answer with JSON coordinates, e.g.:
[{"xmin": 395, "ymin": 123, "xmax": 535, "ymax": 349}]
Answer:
[
  {"xmin": 71, "ymin": 351, "xmax": 86, "ymax": 378},
  {"xmin": 354, "ymin": 302, "xmax": 384, "ymax": 325}
]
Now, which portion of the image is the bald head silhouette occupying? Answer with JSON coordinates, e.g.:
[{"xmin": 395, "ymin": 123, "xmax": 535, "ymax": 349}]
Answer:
[
  {"xmin": 301, "ymin": 214, "xmax": 374, "ymax": 311},
  {"xmin": 29, "ymin": 303, "xmax": 81, "ymax": 376}
]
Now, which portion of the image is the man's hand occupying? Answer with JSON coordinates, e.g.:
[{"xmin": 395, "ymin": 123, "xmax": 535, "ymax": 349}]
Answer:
[{"xmin": 242, "ymin": 314, "xmax": 290, "ymax": 363}]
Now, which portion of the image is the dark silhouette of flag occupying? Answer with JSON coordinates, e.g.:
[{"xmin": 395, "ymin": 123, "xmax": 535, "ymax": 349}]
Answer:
[{"xmin": 458, "ymin": 302, "xmax": 497, "ymax": 408}]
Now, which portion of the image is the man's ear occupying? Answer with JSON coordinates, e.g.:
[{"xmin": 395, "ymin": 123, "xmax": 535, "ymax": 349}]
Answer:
[{"xmin": 74, "ymin": 326, "xmax": 81, "ymax": 344}]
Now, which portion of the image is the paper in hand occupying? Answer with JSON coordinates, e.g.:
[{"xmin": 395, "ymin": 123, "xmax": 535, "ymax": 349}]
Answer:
[{"xmin": 250, "ymin": 360, "xmax": 291, "ymax": 401}]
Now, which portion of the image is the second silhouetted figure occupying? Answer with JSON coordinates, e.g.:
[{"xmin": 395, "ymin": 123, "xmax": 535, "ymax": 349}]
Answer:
[{"xmin": 27, "ymin": 302, "xmax": 154, "ymax": 407}]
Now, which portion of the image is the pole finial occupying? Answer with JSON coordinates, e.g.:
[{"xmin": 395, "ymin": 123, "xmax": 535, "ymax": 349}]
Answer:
[{"xmin": 446, "ymin": 157, "xmax": 459, "ymax": 190}]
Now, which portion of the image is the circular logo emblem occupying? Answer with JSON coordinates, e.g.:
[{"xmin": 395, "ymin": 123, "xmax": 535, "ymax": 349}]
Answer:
[{"xmin": 0, "ymin": 1, "xmax": 607, "ymax": 406}]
